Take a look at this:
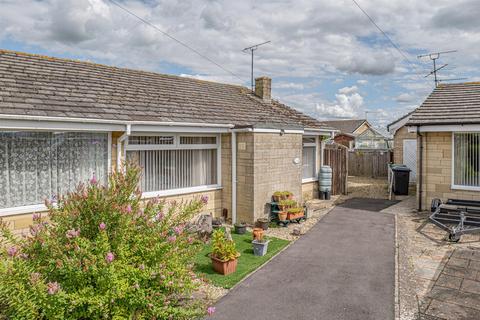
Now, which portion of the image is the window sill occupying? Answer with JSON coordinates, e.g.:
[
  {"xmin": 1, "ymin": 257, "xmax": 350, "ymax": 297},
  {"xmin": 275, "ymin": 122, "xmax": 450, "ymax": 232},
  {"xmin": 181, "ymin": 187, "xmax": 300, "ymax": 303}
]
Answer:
[
  {"xmin": 302, "ymin": 178, "xmax": 318, "ymax": 184},
  {"xmin": 142, "ymin": 185, "xmax": 223, "ymax": 199},
  {"xmin": 0, "ymin": 204, "xmax": 49, "ymax": 218},
  {"xmin": 451, "ymin": 185, "xmax": 480, "ymax": 192}
]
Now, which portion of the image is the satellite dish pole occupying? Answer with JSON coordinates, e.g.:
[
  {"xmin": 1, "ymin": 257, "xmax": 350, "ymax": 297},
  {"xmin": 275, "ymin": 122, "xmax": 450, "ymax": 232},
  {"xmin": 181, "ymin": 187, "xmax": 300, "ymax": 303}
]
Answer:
[
  {"xmin": 417, "ymin": 50, "xmax": 457, "ymax": 87},
  {"xmin": 243, "ymin": 41, "xmax": 271, "ymax": 91}
]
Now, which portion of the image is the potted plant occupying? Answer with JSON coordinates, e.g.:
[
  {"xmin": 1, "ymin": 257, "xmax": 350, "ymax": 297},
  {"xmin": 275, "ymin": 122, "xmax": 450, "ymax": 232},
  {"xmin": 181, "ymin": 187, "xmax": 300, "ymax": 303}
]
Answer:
[
  {"xmin": 256, "ymin": 218, "xmax": 269, "ymax": 230},
  {"xmin": 272, "ymin": 191, "xmax": 283, "ymax": 202},
  {"xmin": 278, "ymin": 211, "xmax": 288, "ymax": 221},
  {"xmin": 279, "ymin": 199, "xmax": 296, "ymax": 211},
  {"xmin": 210, "ymin": 229, "xmax": 240, "ymax": 275},
  {"xmin": 287, "ymin": 207, "xmax": 304, "ymax": 220},
  {"xmin": 252, "ymin": 227, "xmax": 264, "ymax": 241},
  {"xmin": 234, "ymin": 222, "xmax": 247, "ymax": 234},
  {"xmin": 284, "ymin": 191, "xmax": 293, "ymax": 200},
  {"xmin": 252, "ymin": 238, "xmax": 270, "ymax": 256}
]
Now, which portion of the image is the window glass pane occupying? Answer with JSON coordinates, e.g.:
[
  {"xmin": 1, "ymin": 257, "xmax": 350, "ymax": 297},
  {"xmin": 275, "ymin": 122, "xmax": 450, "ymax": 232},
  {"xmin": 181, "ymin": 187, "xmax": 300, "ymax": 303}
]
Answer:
[
  {"xmin": 128, "ymin": 136, "xmax": 174, "ymax": 145},
  {"xmin": 454, "ymin": 133, "xmax": 480, "ymax": 187},
  {"xmin": 0, "ymin": 132, "xmax": 108, "ymax": 209},
  {"xmin": 303, "ymin": 137, "xmax": 316, "ymax": 144},
  {"xmin": 180, "ymin": 136, "xmax": 216, "ymax": 145},
  {"xmin": 302, "ymin": 146, "xmax": 316, "ymax": 179},
  {"xmin": 127, "ymin": 149, "xmax": 217, "ymax": 191}
]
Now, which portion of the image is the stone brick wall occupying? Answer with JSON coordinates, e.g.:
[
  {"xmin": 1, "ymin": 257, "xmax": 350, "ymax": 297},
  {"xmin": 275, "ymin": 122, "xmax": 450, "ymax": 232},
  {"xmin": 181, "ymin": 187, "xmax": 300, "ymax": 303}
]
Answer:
[
  {"xmin": 235, "ymin": 132, "xmax": 255, "ymax": 223},
  {"xmin": 220, "ymin": 133, "xmax": 232, "ymax": 218},
  {"xmin": 393, "ymin": 126, "xmax": 417, "ymax": 164},
  {"xmin": 302, "ymin": 181, "xmax": 319, "ymax": 201},
  {"xmin": 419, "ymin": 132, "xmax": 480, "ymax": 211},
  {"xmin": 252, "ymin": 133, "xmax": 303, "ymax": 222}
]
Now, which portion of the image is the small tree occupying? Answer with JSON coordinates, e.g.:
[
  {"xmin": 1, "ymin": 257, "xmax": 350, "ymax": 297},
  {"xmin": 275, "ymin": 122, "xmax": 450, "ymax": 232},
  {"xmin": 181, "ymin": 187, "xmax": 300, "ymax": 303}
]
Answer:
[{"xmin": 0, "ymin": 165, "xmax": 208, "ymax": 319}]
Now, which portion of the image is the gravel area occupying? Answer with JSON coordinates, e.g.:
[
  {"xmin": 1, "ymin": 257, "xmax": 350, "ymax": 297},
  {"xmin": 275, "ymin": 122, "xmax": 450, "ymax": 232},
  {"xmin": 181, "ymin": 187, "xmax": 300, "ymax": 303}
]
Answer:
[{"xmin": 384, "ymin": 197, "xmax": 480, "ymax": 320}]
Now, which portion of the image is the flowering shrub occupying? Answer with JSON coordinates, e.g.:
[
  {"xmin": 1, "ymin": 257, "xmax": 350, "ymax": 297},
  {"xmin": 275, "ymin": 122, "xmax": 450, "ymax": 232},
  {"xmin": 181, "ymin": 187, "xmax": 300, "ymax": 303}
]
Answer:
[{"xmin": 0, "ymin": 165, "xmax": 208, "ymax": 319}]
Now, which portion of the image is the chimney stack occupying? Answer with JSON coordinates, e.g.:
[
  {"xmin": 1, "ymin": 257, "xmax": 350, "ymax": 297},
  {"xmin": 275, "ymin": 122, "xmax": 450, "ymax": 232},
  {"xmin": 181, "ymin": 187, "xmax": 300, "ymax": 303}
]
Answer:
[{"xmin": 255, "ymin": 77, "xmax": 271, "ymax": 102}]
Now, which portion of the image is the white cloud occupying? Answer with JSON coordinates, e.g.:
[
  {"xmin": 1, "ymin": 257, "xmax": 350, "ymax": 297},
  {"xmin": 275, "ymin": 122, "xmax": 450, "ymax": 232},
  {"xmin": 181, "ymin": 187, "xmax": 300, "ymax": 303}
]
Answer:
[
  {"xmin": 395, "ymin": 93, "xmax": 414, "ymax": 103},
  {"xmin": 316, "ymin": 86, "xmax": 364, "ymax": 119},
  {"xmin": 357, "ymin": 79, "xmax": 368, "ymax": 85}
]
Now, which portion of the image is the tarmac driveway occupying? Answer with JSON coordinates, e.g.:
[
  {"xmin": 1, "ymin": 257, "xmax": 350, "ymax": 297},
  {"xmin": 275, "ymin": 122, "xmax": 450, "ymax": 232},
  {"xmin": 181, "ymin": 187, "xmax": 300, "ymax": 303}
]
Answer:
[{"xmin": 209, "ymin": 198, "xmax": 397, "ymax": 320}]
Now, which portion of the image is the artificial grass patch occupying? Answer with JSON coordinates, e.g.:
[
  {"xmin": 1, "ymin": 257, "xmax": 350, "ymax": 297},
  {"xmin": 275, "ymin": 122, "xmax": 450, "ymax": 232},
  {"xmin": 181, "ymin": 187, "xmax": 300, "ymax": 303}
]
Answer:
[{"xmin": 194, "ymin": 232, "xmax": 290, "ymax": 289}]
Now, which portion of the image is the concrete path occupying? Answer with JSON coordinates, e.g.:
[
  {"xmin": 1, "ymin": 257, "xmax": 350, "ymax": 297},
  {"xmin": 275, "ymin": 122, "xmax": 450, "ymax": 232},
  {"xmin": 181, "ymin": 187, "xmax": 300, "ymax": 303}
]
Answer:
[{"xmin": 210, "ymin": 198, "xmax": 396, "ymax": 320}]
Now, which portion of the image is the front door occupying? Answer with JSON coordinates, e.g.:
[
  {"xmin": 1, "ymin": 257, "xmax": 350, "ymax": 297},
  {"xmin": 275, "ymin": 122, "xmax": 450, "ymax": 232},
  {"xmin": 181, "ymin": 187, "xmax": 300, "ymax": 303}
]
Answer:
[{"xmin": 403, "ymin": 139, "xmax": 417, "ymax": 183}]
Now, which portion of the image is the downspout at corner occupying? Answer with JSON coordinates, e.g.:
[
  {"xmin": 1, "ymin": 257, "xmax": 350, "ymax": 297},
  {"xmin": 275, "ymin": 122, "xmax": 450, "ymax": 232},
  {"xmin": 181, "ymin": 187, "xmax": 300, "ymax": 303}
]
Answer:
[
  {"xmin": 417, "ymin": 126, "xmax": 423, "ymax": 212},
  {"xmin": 117, "ymin": 124, "xmax": 131, "ymax": 170},
  {"xmin": 231, "ymin": 131, "xmax": 237, "ymax": 224}
]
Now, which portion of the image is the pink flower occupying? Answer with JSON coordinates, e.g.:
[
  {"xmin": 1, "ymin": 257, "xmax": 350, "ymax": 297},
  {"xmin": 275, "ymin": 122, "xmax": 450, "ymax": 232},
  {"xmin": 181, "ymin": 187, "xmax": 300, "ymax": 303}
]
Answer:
[
  {"xmin": 7, "ymin": 246, "xmax": 17, "ymax": 257},
  {"xmin": 99, "ymin": 222, "xmax": 106, "ymax": 231},
  {"xmin": 105, "ymin": 252, "xmax": 115, "ymax": 263},
  {"xmin": 207, "ymin": 306, "xmax": 216, "ymax": 316},
  {"xmin": 201, "ymin": 195, "xmax": 209, "ymax": 205},
  {"xmin": 173, "ymin": 225, "xmax": 184, "ymax": 235},
  {"xmin": 125, "ymin": 205, "xmax": 132, "ymax": 213},
  {"xmin": 66, "ymin": 228, "xmax": 80, "ymax": 239},
  {"xmin": 90, "ymin": 174, "xmax": 97, "ymax": 185},
  {"xmin": 47, "ymin": 281, "xmax": 60, "ymax": 295},
  {"xmin": 187, "ymin": 237, "xmax": 194, "ymax": 244},
  {"xmin": 155, "ymin": 212, "xmax": 164, "ymax": 221},
  {"xmin": 167, "ymin": 235, "xmax": 176, "ymax": 243},
  {"xmin": 139, "ymin": 264, "xmax": 145, "ymax": 270},
  {"xmin": 32, "ymin": 213, "xmax": 41, "ymax": 221}
]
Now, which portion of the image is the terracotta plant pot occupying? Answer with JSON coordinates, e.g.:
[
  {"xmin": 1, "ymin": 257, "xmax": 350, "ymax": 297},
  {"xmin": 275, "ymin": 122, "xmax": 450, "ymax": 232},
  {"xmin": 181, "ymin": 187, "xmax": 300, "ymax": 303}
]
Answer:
[
  {"xmin": 210, "ymin": 255, "xmax": 238, "ymax": 275},
  {"xmin": 252, "ymin": 228, "xmax": 264, "ymax": 241},
  {"xmin": 287, "ymin": 211, "xmax": 304, "ymax": 220},
  {"xmin": 256, "ymin": 218, "xmax": 269, "ymax": 230},
  {"xmin": 278, "ymin": 211, "xmax": 288, "ymax": 221}
]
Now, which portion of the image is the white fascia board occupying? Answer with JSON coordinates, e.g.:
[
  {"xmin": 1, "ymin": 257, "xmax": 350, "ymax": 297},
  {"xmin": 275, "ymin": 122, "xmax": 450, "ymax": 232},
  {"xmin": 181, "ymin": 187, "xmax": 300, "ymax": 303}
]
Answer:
[
  {"xmin": 130, "ymin": 124, "xmax": 230, "ymax": 133},
  {"xmin": 388, "ymin": 115, "xmax": 411, "ymax": 134},
  {"xmin": 411, "ymin": 124, "xmax": 480, "ymax": 133},
  {"xmin": 304, "ymin": 128, "xmax": 335, "ymax": 136},
  {"xmin": 0, "ymin": 119, "xmax": 124, "ymax": 132}
]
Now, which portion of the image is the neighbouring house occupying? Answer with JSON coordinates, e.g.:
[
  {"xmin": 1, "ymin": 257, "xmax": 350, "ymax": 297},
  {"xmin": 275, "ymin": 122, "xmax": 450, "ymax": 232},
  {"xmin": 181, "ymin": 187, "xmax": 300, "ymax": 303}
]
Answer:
[
  {"xmin": 323, "ymin": 119, "xmax": 392, "ymax": 150},
  {"xmin": 407, "ymin": 82, "xmax": 480, "ymax": 211},
  {"xmin": 387, "ymin": 110, "xmax": 417, "ymax": 182},
  {"xmin": 0, "ymin": 50, "xmax": 336, "ymax": 230}
]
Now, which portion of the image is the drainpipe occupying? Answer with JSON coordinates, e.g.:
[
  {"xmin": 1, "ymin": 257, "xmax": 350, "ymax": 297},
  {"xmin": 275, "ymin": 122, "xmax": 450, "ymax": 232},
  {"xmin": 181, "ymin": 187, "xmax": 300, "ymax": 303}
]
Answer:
[
  {"xmin": 417, "ymin": 126, "xmax": 423, "ymax": 211},
  {"xmin": 231, "ymin": 131, "xmax": 237, "ymax": 224},
  {"xmin": 117, "ymin": 124, "xmax": 131, "ymax": 170}
]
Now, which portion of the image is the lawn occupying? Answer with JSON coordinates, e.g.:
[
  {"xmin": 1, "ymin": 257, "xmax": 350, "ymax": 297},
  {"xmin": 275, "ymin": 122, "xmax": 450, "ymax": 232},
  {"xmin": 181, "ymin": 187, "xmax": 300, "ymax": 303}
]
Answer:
[{"xmin": 194, "ymin": 231, "xmax": 290, "ymax": 289}]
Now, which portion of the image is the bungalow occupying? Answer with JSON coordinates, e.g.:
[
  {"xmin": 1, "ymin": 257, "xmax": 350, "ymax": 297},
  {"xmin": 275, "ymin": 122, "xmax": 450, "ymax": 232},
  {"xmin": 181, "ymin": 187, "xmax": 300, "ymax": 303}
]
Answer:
[
  {"xmin": 407, "ymin": 83, "xmax": 480, "ymax": 211},
  {"xmin": 323, "ymin": 119, "xmax": 392, "ymax": 150},
  {"xmin": 0, "ymin": 50, "xmax": 335, "ymax": 230}
]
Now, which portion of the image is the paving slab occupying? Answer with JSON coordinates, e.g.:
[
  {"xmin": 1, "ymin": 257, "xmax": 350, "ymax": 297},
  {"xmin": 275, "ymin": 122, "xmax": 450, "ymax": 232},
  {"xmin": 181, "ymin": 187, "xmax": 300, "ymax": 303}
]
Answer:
[{"xmin": 209, "ymin": 198, "xmax": 395, "ymax": 320}]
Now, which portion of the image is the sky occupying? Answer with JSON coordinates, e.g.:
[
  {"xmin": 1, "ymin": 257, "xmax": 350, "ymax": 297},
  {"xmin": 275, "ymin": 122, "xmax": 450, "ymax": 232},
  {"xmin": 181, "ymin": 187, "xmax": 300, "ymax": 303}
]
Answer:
[{"xmin": 1, "ymin": 0, "xmax": 479, "ymax": 132}]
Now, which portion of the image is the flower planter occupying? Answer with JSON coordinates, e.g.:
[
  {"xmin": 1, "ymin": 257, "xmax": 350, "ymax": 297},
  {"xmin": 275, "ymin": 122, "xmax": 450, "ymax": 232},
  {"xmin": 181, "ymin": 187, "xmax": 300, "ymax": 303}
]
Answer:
[
  {"xmin": 234, "ymin": 224, "xmax": 247, "ymax": 234},
  {"xmin": 278, "ymin": 211, "xmax": 288, "ymax": 221},
  {"xmin": 252, "ymin": 228, "xmax": 264, "ymax": 241},
  {"xmin": 287, "ymin": 211, "xmax": 304, "ymax": 220},
  {"xmin": 256, "ymin": 218, "xmax": 269, "ymax": 230},
  {"xmin": 252, "ymin": 240, "xmax": 270, "ymax": 256},
  {"xmin": 210, "ymin": 254, "xmax": 238, "ymax": 275}
]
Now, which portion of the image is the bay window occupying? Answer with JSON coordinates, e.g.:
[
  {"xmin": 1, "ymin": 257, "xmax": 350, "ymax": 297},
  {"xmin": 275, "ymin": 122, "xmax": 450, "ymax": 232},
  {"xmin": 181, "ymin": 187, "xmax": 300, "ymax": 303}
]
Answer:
[
  {"xmin": 0, "ymin": 132, "xmax": 109, "ymax": 210},
  {"xmin": 302, "ymin": 136, "xmax": 317, "ymax": 181},
  {"xmin": 453, "ymin": 132, "xmax": 480, "ymax": 189},
  {"xmin": 126, "ymin": 134, "xmax": 220, "ymax": 195}
]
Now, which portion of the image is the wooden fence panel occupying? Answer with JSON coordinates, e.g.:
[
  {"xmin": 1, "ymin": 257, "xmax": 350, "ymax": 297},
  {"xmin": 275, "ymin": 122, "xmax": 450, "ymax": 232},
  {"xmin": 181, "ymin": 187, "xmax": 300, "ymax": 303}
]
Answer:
[
  {"xmin": 348, "ymin": 150, "xmax": 392, "ymax": 177},
  {"xmin": 323, "ymin": 144, "xmax": 348, "ymax": 195}
]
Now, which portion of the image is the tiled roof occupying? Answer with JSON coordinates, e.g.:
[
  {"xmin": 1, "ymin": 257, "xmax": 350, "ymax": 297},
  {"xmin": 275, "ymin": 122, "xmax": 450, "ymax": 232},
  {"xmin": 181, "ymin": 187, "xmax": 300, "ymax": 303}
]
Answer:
[
  {"xmin": 408, "ymin": 83, "xmax": 480, "ymax": 126},
  {"xmin": 320, "ymin": 119, "xmax": 367, "ymax": 134},
  {"xmin": 0, "ymin": 50, "xmax": 331, "ymax": 131}
]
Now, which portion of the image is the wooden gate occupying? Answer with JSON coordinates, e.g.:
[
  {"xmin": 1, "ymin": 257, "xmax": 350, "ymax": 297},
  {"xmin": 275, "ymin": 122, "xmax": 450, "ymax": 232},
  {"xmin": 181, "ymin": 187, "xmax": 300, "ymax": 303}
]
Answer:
[
  {"xmin": 323, "ymin": 143, "xmax": 348, "ymax": 195},
  {"xmin": 348, "ymin": 150, "xmax": 392, "ymax": 177}
]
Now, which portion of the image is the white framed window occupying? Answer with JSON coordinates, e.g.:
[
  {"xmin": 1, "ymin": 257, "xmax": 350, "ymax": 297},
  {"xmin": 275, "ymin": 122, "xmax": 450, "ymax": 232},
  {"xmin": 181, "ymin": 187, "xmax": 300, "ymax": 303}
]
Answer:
[
  {"xmin": 302, "ymin": 136, "xmax": 317, "ymax": 181},
  {"xmin": 126, "ymin": 133, "xmax": 221, "ymax": 196},
  {"xmin": 452, "ymin": 132, "xmax": 480, "ymax": 190},
  {"xmin": 0, "ymin": 131, "xmax": 110, "ymax": 212}
]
